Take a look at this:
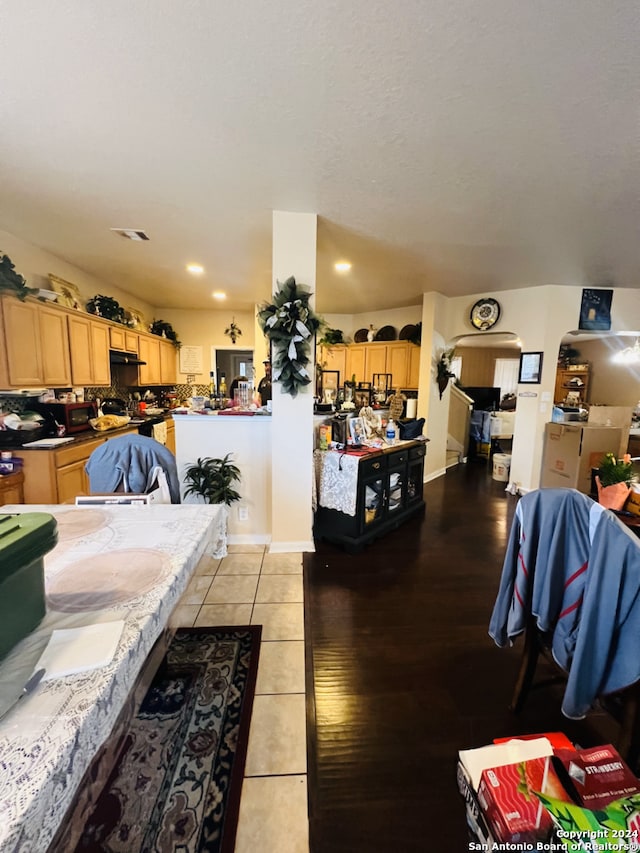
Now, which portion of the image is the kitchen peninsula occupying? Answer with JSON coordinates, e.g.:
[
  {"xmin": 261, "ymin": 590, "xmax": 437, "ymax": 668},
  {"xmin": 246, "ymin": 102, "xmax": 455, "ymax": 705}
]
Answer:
[{"xmin": 173, "ymin": 412, "xmax": 272, "ymax": 544}]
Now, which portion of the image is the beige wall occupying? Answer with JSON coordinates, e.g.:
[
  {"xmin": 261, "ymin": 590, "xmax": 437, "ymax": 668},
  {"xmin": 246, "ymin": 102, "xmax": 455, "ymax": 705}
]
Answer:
[
  {"xmin": 570, "ymin": 338, "xmax": 640, "ymax": 407},
  {"xmin": 322, "ymin": 305, "xmax": 422, "ymax": 342},
  {"xmin": 0, "ymin": 229, "xmax": 154, "ymax": 318},
  {"xmin": 157, "ymin": 308, "xmax": 256, "ymax": 382}
]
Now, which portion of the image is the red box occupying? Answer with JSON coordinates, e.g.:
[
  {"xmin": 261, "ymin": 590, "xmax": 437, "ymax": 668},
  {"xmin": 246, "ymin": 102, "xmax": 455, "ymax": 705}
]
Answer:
[
  {"xmin": 477, "ymin": 757, "xmax": 564, "ymax": 843},
  {"xmin": 553, "ymin": 744, "xmax": 640, "ymax": 809}
]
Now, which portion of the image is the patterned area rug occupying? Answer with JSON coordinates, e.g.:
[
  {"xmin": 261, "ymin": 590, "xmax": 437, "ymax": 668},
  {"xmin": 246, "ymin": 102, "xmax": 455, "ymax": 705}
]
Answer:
[{"xmin": 73, "ymin": 626, "xmax": 261, "ymax": 853}]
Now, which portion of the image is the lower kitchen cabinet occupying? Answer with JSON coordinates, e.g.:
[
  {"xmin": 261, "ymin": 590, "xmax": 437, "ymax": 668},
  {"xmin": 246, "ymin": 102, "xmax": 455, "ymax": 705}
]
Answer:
[
  {"xmin": 18, "ymin": 428, "xmax": 140, "ymax": 504},
  {"xmin": 314, "ymin": 440, "xmax": 426, "ymax": 551}
]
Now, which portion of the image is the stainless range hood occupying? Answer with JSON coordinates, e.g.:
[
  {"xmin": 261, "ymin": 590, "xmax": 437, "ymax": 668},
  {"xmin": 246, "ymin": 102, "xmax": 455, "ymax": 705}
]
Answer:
[{"xmin": 109, "ymin": 350, "xmax": 147, "ymax": 366}]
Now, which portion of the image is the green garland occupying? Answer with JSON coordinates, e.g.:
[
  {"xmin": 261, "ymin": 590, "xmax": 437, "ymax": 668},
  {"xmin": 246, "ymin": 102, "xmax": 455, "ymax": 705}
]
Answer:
[{"xmin": 257, "ymin": 276, "xmax": 322, "ymax": 397}]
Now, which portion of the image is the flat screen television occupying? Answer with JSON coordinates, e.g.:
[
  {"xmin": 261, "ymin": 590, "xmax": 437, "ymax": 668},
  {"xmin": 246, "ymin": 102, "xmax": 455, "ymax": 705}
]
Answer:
[{"xmin": 462, "ymin": 386, "xmax": 501, "ymax": 411}]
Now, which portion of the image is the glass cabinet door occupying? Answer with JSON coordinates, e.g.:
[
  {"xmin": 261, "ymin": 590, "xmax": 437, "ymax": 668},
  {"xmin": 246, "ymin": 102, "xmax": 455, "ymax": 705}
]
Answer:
[
  {"xmin": 361, "ymin": 474, "xmax": 385, "ymax": 529},
  {"xmin": 387, "ymin": 465, "xmax": 405, "ymax": 514}
]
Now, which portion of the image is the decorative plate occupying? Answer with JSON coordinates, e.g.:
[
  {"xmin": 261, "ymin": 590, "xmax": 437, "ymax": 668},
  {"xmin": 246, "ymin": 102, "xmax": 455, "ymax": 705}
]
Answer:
[
  {"xmin": 470, "ymin": 298, "xmax": 501, "ymax": 331},
  {"xmin": 354, "ymin": 328, "xmax": 368, "ymax": 343},
  {"xmin": 374, "ymin": 325, "xmax": 396, "ymax": 341},
  {"xmin": 48, "ymin": 274, "xmax": 83, "ymax": 310},
  {"xmin": 399, "ymin": 324, "xmax": 417, "ymax": 340}
]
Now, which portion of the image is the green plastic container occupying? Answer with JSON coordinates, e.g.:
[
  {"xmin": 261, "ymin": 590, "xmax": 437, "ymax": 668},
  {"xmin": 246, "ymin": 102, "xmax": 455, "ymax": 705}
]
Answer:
[{"xmin": 0, "ymin": 513, "xmax": 58, "ymax": 661}]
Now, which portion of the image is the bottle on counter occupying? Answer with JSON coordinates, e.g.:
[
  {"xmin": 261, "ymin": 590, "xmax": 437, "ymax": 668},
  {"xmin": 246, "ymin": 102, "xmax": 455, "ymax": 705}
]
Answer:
[
  {"xmin": 219, "ymin": 373, "xmax": 227, "ymax": 397},
  {"xmin": 0, "ymin": 451, "xmax": 23, "ymax": 475},
  {"xmin": 386, "ymin": 419, "xmax": 397, "ymax": 444}
]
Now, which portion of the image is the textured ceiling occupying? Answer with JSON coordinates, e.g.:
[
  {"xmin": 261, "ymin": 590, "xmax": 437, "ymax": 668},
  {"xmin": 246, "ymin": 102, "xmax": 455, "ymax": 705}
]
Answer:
[{"xmin": 0, "ymin": 1, "xmax": 639, "ymax": 314}]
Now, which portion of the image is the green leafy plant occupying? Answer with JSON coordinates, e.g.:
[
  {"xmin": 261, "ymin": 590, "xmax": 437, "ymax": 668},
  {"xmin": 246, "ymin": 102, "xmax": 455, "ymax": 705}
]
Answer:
[
  {"xmin": 0, "ymin": 252, "xmax": 38, "ymax": 300},
  {"xmin": 150, "ymin": 319, "xmax": 181, "ymax": 348},
  {"xmin": 319, "ymin": 326, "xmax": 344, "ymax": 346},
  {"xmin": 257, "ymin": 276, "xmax": 322, "ymax": 397},
  {"xmin": 87, "ymin": 294, "xmax": 125, "ymax": 323},
  {"xmin": 183, "ymin": 454, "xmax": 241, "ymax": 505},
  {"xmin": 597, "ymin": 452, "xmax": 635, "ymax": 487}
]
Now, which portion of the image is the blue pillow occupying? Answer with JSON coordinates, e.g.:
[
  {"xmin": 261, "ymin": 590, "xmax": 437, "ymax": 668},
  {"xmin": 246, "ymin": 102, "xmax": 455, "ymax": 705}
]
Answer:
[{"xmin": 398, "ymin": 418, "xmax": 425, "ymax": 440}]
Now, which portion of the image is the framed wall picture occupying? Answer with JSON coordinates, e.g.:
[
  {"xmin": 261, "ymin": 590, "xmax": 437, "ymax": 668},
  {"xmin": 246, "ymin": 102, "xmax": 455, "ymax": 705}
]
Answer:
[
  {"xmin": 579, "ymin": 288, "xmax": 613, "ymax": 331},
  {"xmin": 519, "ymin": 351, "xmax": 543, "ymax": 384}
]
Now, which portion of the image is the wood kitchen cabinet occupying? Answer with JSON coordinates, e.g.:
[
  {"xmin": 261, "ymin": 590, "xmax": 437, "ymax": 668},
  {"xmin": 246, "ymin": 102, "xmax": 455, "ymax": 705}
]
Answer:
[
  {"xmin": 0, "ymin": 297, "xmax": 71, "ymax": 387},
  {"xmin": 67, "ymin": 315, "xmax": 111, "ymax": 386},
  {"xmin": 138, "ymin": 335, "xmax": 161, "ymax": 384},
  {"xmin": 110, "ymin": 327, "xmax": 139, "ymax": 354},
  {"xmin": 159, "ymin": 340, "xmax": 177, "ymax": 384},
  {"xmin": 165, "ymin": 418, "xmax": 176, "ymax": 453},
  {"xmin": 318, "ymin": 345, "xmax": 348, "ymax": 382},
  {"xmin": 339, "ymin": 341, "xmax": 421, "ymax": 389},
  {"xmin": 19, "ymin": 427, "xmax": 140, "ymax": 504}
]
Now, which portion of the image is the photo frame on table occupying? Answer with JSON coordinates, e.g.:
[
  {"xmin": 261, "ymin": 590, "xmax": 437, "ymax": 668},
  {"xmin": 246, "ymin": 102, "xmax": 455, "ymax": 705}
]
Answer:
[
  {"xmin": 579, "ymin": 288, "xmax": 613, "ymax": 331},
  {"xmin": 354, "ymin": 388, "xmax": 372, "ymax": 409},
  {"xmin": 319, "ymin": 370, "xmax": 340, "ymax": 404},
  {"xmin": 48, "ymin": 274, "xmax": 82, "ymax": 310},
  {"xmin": 349, "ymin": 417, "xmax": 365, "ymax": 445},
  {"xmin": 518, "ymin": 351, "xmax": 543, "ymax": 384}
]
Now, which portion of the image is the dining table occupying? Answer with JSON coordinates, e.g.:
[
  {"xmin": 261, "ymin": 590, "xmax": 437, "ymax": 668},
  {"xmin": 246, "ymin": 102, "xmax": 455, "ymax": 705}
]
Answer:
[{"xmin": 0, "ymin": 502, "xmax": 227, "ymax": 853}]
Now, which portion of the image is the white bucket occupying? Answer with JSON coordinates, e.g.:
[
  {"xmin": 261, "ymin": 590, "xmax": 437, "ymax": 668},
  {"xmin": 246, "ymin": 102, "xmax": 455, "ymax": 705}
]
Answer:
[{"xmin": 492, "ymin": 453, "xmax": 512, "ymax": 482}]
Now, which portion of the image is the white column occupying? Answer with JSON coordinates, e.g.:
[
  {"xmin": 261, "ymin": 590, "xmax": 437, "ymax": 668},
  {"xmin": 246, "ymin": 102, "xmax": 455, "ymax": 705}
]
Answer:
[{"xmin": 269, "ymin": 210, "xmax": 317, "ymax": 552}]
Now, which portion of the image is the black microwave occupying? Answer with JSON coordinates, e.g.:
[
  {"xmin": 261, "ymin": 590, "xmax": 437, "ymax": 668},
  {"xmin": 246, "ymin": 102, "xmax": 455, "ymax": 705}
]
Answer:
[{"xmin": 34, "ymin": 401, "xmax": 97, "ymax": 434}]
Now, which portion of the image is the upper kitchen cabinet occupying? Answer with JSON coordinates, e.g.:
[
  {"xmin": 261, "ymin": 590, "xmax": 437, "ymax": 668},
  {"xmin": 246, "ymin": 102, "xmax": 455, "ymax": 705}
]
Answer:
[
  {"xmin": 159, "ymin": 339, "xmax": 177, "ymax": 384},
  {"xmin": 110, "ymin": 326, "xmax": 139, "ymax": 354},
  {"xmin": 137, "ymin": 335, "xmax": 176, "ymax": 385},
  {"xmin": 0, "ymin": 296, "xmax": 71, "ymax": 387},
  {"xmin": 342, "ymin": 341, "xmax": 420, "ymax": 390},
  {"xmin": 138, "ymin": 334, "xmax": 161, "ymax": 385},
  {"xmin": 318, "ymin": 345, "xmax": 348, "ymax": 380},
  {"xmin": 67, "ymin": 315, "xmax": 111, "ymax": 386}
]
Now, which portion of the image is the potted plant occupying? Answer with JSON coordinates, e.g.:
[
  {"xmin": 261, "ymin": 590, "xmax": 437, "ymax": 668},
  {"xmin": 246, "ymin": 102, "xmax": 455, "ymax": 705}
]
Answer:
[
  {"xmin": 150, "ymin": 319, "xmax": 181, "ymax": 348},
  {"xmin": 595, "ymin": 452, "xmax": 635, "ymax": 510},
  {"xmin": 0, "ymin": 252, "xmax": 38, "ymax": 300},
  {"xmin": 183, "ymin": 454, "xmax": 241, "ymax": 505},
  {"xmin": 87, "ymin": 294, "xmax": 125, "ymax": 323}
]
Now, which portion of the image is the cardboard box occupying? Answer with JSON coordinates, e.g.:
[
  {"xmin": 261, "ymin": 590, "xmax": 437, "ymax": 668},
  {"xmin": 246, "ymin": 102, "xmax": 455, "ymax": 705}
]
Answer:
[
  {"xmin": 553, "ymin": 744, "xmax": 640, "ymax": 809},
  {"xmin": 588, "ymin": 406, "xmax": 632, "ymax": 458},
  {"xmin": 540, "ymin": 422, "xmax": 623, "ymax": 494},
  {"xmin": 477, "ymin": 757, "xmax": 560, "ymax": 843}
]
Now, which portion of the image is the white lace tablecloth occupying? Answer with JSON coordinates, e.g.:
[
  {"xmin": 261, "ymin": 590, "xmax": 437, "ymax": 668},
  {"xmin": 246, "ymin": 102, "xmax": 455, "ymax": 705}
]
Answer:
[
  {"xmin": 314, "ymin": 449, "xmax": 361, "ymax": 516},
  {"xmin": 0, "ymin": 503, "xmax": 227, "ymax": 853}
]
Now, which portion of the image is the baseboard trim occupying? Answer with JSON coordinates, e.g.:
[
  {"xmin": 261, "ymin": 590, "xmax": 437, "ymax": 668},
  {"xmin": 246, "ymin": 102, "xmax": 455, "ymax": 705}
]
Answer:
[
  {"xmin": 268, "ymin": 539, "xmax": 316, "ymax": 554},
  {"xmin": 227, "ymin": 534, "xmax": 270, "ymax": 546},
  {"xmin": 425, "ymin": 467, "xmax": 447, "ymax": 483}
]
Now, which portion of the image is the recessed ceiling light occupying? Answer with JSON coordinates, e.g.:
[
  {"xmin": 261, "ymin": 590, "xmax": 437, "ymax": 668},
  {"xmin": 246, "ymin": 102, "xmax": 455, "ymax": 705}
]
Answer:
[
  {"xmin": 335, "ymin": 261, "xmax": 352, "ymax": 272},
  {"xmin": 212, "ymin": 291, "xmax": 226, "ymax": 300},
  {"xmin": 186, "ymin": 263, "xmax": 205, "ymax": 275}
]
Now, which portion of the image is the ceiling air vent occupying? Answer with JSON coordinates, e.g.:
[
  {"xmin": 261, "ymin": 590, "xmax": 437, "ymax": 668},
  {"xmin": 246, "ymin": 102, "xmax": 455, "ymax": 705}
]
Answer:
[{"xmin": 110, "ymin": 228, "xmax": 150, "ymax": 241}]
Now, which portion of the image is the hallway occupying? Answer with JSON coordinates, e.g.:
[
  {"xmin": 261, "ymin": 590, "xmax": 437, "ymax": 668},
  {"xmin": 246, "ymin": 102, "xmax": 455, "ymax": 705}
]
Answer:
[{"xmin": 304, "ymin": 461, "xmax": 618, "ymax": 852}]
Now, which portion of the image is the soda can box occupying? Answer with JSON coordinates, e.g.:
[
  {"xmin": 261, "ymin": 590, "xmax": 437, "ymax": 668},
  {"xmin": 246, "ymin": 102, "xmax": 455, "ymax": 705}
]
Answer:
[{"xmin": 477, "ymin": 756, "xmax": 568, "ymax": 843}]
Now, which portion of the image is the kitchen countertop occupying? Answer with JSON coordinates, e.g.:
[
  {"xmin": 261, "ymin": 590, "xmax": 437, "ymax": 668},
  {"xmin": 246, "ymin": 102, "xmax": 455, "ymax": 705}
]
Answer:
[{"xmin": 6, "ymin": 413, "xmax": 173, "ymax": 452}]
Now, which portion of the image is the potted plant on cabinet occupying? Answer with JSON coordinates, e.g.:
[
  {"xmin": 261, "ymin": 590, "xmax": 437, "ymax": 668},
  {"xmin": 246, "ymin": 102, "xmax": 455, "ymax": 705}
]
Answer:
[
  {"xmin": 595, "ymin": 452, "xmax": 635, "ymax": 510},
  {"xmin": 183, "ymin": 454, "xmax": 241, "ymax": 506},
  {"xmin": 0, "ymin": 252, "xmax": 38, "ymax": 300}
]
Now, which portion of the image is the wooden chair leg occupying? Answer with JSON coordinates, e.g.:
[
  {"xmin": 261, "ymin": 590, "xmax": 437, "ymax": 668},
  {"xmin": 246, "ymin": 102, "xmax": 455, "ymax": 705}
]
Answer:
[
  {"xmin": 509, "ymin": 626, "xmax": 540, "ymax": 714},
  {"xmin": 615, "ymin": 683, "xmax": 640, "ymax": 772}
]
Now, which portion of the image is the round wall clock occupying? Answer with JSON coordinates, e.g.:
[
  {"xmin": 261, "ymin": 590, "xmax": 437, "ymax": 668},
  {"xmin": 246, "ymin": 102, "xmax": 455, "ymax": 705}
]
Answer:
[{"xmin": 470, "ymin": 298, "xmax": 501, "ymax": 331}]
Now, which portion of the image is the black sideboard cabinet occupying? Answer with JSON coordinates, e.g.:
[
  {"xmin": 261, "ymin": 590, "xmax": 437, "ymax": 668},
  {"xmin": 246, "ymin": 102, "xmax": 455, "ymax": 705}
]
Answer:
[{"xmin": 314, "ymin": 440, "xmax": 426, "ymax": 552}]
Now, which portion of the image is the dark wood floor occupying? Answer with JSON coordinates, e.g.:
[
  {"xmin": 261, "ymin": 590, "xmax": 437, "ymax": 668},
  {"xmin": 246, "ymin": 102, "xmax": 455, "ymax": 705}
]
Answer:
[{"xmin": 303, "ymin": 460, "xmax": 619, "ymax": 852}]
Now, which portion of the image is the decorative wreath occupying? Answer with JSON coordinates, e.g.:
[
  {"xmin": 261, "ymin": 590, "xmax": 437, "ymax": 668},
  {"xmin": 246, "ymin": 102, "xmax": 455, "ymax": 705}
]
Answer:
[{"xmin": 257, "ymin": 276, "xmax": 322, "ymax": 397}]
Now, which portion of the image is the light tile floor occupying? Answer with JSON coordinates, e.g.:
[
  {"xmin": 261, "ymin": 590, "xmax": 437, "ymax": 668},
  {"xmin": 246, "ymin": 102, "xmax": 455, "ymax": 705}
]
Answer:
[{"xmin": 172, "ymin": 544, "xmax": 309, "ymax": 853}]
